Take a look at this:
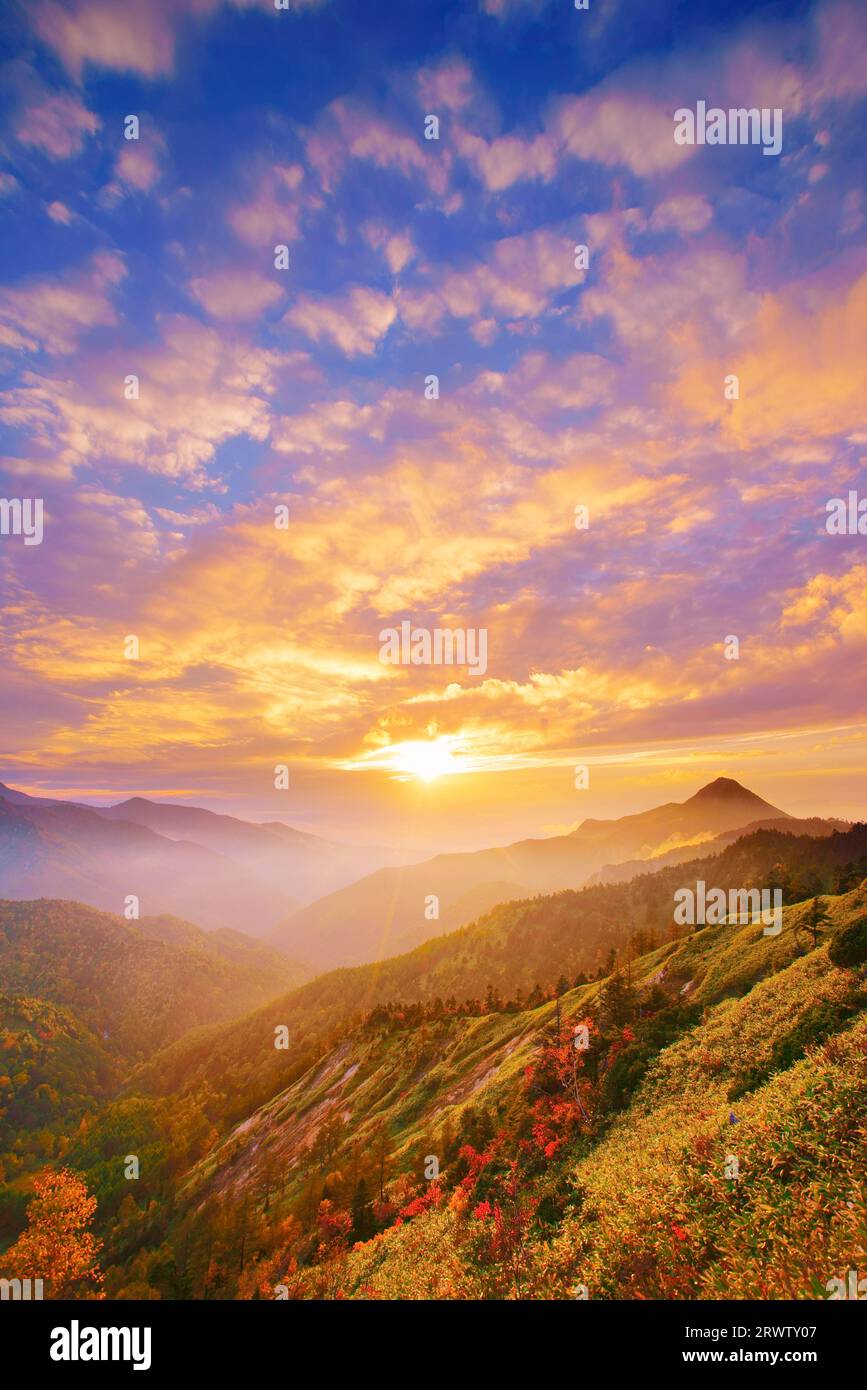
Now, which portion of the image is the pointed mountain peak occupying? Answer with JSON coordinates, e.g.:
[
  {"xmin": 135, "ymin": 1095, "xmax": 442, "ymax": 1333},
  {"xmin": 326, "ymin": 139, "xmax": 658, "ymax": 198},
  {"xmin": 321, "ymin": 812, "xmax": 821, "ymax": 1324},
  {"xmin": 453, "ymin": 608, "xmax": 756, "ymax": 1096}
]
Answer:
[
  {"xmin": 686, "ymin": 778, "xmax": 788, "ymax": 813},
  {"xmin": 690, "ymin": 777, "xmax": 752, "ymax": 799}
]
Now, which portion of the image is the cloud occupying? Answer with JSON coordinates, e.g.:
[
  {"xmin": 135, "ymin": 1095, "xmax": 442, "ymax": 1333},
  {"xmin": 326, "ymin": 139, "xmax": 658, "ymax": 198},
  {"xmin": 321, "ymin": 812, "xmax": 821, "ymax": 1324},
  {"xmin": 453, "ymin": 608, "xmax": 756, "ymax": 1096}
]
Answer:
[
  {"xmin": 33, "ymin": 0, "xmax": 176, "ymax": 78},
  {"xmin": 669, "ymin": 263, "xmax": 867, "ymax": 448},
  {"xmin": 434, "ymin": 71, "xmax": 690, "ymax": 194},
  {"xmin": 455, "ymin": 127, "xmax": 557, "ymax": 191},
  {"xmin": 304, "ymin": 99, "xmax": 449, "ymax": 197},
  {"xmin": 416, "ymin": 59, "xmax": 475, "ymax": 113},
  {"xmin": 188, "ymin": 268, "xmax": 285, "ymax": 321},
  {"xmin": 579, "ymin": 234, "xmax": 756, "ymax": 358},
  {"xmin": 98, "ymin": 128, "xmax": 167, "ymax": 205},
  {"xmin": 30, "ymin": 0, "xmax": 331, "ymax": 81},
  {"xmin": 0, "ymin": 452, "xmax": 75, "ymax": 480},
  {"xmin": 648, "ymin": 195, "xmax": 713, "ymax": 234},
  {"xmin": 362, "ymin": 222, "xmax": 416, "ymax": 273},
  {"xmin": 227, "ymin": 164, "xmax": 315, "ymax": 247},
  {"xmin": 397, "ymin": 227, "xmax": 584, "ymax": 332},
  {"xmin": 0, "ymin": 250, "xmax": 126, "ymax": 355},
  {"xmin": 780, "ymin": 563, "xmax": 867, "ymax": 645},
  {"xmin": 272, "ymin": 399, "xmax": 383, "ymax": 457},
  {"xmin": 471, "ymin": 350, "xmax": 617, "ymax": 413},
  {"xmin": 554, "ymin": 90, "xmax": 692, "ymax": 178},
  {"xmin": 45, "ymin": 200, "xmax": 74, "ymax": 224},
  {"xmin": 0, "ymin": 316, "xmax": 285, "ymax": 486},
  {"xmin": 284, "ymin": 286, "xmax": 397, "ymax": 356},
  {"xmin": 15, "ymin": 91, "xmax": 100, "ymax": 158},
  {"xmin": 446, "ymin": 0, "xmax": 867, "ymax": 197},
  {"xmin": 114, "ymin": 137, "xmax": 164, "ymax": 192},
  {"xmin": 802, "ymin": 0, "xmax": 867, "ymax": 109},
  {"xmin": 3, "ymin": 311, "xmax": 865, "ymax": 787}
]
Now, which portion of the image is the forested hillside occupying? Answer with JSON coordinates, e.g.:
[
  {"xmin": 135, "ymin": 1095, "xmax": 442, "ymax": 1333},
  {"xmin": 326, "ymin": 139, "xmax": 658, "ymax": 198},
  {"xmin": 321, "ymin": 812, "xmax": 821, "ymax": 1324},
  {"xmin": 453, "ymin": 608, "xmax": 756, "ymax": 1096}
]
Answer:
[
  {"xmin": 0, "ymin": 900, "xmax": 305, "ymax": 1062},
  {"xmin": 0, "ymin": 897, "xmax": 305, "ymax": 1240},
  {"xmin": 2, "ymin": 824, "xmax": 863, "ymax": 1300},
  {"xmin": 132, "ymin": 823, "xmax": 867, "ymax": 1129},
  {"xmin": 54, "ymin": 873, "xmax": 867, "ymax": 1300}
]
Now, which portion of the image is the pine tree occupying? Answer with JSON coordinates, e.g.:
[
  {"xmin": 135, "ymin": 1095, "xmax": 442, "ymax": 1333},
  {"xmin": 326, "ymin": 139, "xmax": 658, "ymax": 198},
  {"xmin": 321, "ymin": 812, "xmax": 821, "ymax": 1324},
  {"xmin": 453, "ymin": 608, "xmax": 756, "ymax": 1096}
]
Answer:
[
  {"xmin": 804, "ymin": 896, "xmax": 831, "ymax": 948},
  {"xmin": 597, "ymin": 968, "xmax": 636, "ymax": 1028},
  {"xmin": 350, "ymin": 1178, "xmax": 375, "ymax": 1243},
  {"xmin": 371, "ymin": 1122, "xmax": 393, "ymax": 1201}
]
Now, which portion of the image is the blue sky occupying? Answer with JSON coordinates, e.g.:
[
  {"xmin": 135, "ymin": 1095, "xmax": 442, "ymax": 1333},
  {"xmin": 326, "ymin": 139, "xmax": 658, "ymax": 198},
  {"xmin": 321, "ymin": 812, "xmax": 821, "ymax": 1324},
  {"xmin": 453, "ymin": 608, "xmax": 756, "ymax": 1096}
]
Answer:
[{"xmin": 1, "ymin": 0, "xmax": 866, "ymax": 847}]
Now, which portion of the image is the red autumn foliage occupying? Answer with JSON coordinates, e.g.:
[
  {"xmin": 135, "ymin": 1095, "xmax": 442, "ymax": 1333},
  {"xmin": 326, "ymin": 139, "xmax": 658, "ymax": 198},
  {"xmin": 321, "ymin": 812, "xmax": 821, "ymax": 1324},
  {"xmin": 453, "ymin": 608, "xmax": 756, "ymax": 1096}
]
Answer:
[{"xmin": 398, "ymin": 1181, "xmax": 443, "ymax": 1221}]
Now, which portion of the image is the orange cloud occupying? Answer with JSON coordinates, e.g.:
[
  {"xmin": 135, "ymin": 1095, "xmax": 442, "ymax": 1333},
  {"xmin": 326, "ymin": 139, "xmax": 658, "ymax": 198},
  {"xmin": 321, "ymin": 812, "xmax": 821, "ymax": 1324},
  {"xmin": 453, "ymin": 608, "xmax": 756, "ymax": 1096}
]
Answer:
[{"xmin": 669, "ymin": 265, "xmax": 867, "ymax": 447}]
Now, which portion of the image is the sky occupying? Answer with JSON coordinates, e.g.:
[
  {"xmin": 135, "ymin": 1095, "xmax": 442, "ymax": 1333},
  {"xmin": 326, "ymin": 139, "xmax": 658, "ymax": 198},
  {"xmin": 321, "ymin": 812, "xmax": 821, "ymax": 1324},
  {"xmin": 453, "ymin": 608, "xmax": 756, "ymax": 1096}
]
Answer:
[{"xmin": 0, "ymin": 0, "xmax": 866, "ymax": 852}]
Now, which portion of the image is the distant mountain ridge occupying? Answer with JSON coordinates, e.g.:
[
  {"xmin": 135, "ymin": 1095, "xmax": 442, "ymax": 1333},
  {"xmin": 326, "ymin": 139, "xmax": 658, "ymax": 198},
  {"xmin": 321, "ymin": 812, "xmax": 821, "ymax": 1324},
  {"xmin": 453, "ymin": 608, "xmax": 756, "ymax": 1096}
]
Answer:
[
  {"xmin": 0, "ymin": 782, "xmax": 413, "ymax": 939},
  {"xmin": 587, "ymin": 814, "xmax": 850, "ymax": 886},
  {"xmin": 270, "ymin": 777, "xmax": 799, "ymax": 968},
  {"xmin": 0, "ymin": 776, "xmax": 845, "ymax": 963}
]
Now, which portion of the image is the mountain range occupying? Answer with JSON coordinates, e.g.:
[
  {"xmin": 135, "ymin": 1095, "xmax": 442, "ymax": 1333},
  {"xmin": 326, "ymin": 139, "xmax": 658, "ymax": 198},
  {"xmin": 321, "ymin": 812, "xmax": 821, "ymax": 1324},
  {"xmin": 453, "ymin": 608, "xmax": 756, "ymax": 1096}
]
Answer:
[
  {"xmin": 271, "ymin": 778, "xmax": 834, "ymax": 967},
  {"xmin": 1, "ymin": 789, "xmax": 864, "ymax": 1300},
  {"xmin": 0, "ymin": 772, "xmax": 850, "ymax": 967},
  {"xmin": 0, "ymin": 782, "xmax": 412, "ymax": 938},
  {"xmin": 0, "ymin": 777, "xmax": 849, "ymax": 965},
  {"xmin": 133, "ymin": 819, "xmax": 867, "ymax": 1128}
]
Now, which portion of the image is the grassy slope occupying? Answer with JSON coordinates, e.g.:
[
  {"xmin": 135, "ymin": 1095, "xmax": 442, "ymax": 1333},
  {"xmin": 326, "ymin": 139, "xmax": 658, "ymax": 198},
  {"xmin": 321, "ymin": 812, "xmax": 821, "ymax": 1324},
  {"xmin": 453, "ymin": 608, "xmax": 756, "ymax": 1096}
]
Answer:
[
  {"xmin": 170, "ymin": 880, "xmax": 867, "ymax": 1299},
  {"xmin": 6, "ymin": 827, "xmax": 865, "ymax": 1298},
  {"xmin": 132, "ymin": 824, "xmax": 867, "ymax": 1121}
]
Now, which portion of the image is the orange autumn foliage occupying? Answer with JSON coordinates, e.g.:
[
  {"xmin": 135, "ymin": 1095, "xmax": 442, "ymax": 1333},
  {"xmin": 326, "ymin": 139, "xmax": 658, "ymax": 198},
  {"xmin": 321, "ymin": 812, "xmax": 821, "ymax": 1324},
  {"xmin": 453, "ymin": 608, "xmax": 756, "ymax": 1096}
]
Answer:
[{"xmin": 4, "ymin": 1167, "xmax": 104, "ymax": 1299}]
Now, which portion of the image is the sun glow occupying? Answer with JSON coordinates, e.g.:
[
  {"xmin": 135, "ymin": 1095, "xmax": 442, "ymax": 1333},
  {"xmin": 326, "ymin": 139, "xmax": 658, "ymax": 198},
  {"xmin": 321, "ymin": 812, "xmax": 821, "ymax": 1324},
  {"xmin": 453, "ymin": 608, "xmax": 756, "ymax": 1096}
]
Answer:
[
  {"xmin": 338, "ymin": 736, "xmax": 467, "ymax": 782},
  {"xmin": 391, "ymin": 739, "xmax": 460, "ymax": 782}
]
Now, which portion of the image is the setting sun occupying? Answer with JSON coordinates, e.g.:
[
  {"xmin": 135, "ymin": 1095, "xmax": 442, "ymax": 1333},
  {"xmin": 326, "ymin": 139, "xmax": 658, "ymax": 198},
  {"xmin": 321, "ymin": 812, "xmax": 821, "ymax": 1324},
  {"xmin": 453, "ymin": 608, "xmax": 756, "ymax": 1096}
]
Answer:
[
  {"xmin": 337, "ymin": 735, "xmax": 482, "ymax": 784},
  {"xmin": 0, "ymin": 0, "xmax": 864, "ymax": 1333},
  {"xmin": 390, "ymin": 739, "xmax": 460, "ymax": 782}
]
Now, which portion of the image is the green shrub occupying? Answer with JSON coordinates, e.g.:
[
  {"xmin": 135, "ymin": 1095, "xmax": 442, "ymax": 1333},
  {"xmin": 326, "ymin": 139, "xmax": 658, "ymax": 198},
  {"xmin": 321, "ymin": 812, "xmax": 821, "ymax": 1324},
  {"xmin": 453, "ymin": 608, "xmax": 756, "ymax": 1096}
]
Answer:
[
  {"xmin": 828, "ymin": 917, "xmax": 867, "ymax": 969},
  {"xmin": 728, "ymin": 999, "xmax": 856, "ymax": 1099}
]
